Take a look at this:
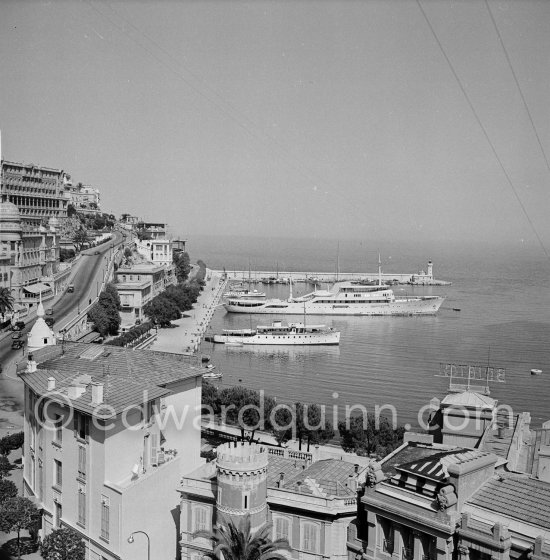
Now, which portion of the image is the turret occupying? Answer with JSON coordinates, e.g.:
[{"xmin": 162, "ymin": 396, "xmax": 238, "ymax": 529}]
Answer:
[
  {"xmin": 216, "ymin": 442, "xmax": 268, "ymax": 531},
  {"xmin": 427, "ymin": 260, "xmax": 433, "ymax": 279}
]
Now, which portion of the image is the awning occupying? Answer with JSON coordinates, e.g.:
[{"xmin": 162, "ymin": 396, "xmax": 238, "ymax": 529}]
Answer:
[{"xmin": 23, "ymin": 283, "xmax": 52, "ymax": 294}]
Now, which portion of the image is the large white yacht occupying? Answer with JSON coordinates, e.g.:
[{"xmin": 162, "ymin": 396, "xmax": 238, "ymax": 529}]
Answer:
[
  {"xmin": 224, "ymin": 280, "xmax": 444, "ymax": 316},
  {"xmin": 210, "ymin": 321, "xmax": 340, "ymax": 345}
]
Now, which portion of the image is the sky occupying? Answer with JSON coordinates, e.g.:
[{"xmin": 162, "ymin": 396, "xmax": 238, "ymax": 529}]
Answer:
[{"xmin": 1, "ymin": 0, "xmax": 549, "ymax": 253}]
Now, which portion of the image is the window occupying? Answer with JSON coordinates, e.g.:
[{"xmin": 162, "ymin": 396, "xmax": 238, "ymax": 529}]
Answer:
[
  {"xmin": 78, "ymin": 484, "xmax": 86, "ymax": 527},
  {"xmin": 78, "ymin": 446, "xmax": 86, "ymax": 479},
  {"xmin": 243, "ymin": 491, "xmax": 250, "ymax": 510},
  {"xmin": 301, "ymin": 522, "xmax": 320, "ymax": 553},
  {"xmin": 273, "ymin": 516, "xmax": 291, "ymax": 543},
  {"xmin": 54, "ymin": 501, "xmax": 62, "ymax": 528},
  {"xmin": 193, "ymin": 506, "xmax": 209, "ymax": 533},
  {"xmin": 53, "ymin": 414, "xmax": 63, "ymax": 444},
  {"xmin": 100, "ymin": 496, "xmax": 110, "ymax": 541},
  {"xmin": 53, "ymin": 459, "xmax": 62, "ymax": 489},
  {"xmin": 74, "ymin": 412, "xmax": 89, "ymax": 441}
]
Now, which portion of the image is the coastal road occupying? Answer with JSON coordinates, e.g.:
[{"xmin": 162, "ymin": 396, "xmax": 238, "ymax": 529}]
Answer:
[
  {"xmin": 53, "ymin": 230, "xmax": 124, "ymax": 329},
  {"xmin": 0, "ymin": 230, "xmax": 125, "ymax": 371}
]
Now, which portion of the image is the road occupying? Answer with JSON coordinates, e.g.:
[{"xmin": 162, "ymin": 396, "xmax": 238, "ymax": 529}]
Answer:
[{"xmin": 0, "ymin": 230, "xmax": 125, "ymax": 372}]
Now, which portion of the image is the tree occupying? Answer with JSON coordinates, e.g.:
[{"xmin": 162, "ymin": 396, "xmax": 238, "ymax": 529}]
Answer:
[
  {"xmin": 72, "ymin": 228, "xmax": 88, "ymax": 252},
  {"xmin": 0, "ymin": 479, "xmax": 17, "ymax": 503},
  {"xmin": 174, "ymin": 251, "xmax": 192, "ymax": 283},
  {"xmin": 0, "ymin": 456, "xmax": 11, "ymax": 479},
  {"xmin": 294, "ymin": 403, "xmax": 334, "ymax": 451},
  {"xmin": 338, "ymin": 413, "xmax": 405, "ymax": 458},
  {"xmin": 0, "ymin": 287, "xmax": 14, "ymax": 318},
  {"xmin": 0, "ymin": 497, "xmax": 41, "ymax": 559},
  {"xmin": 195, "ymin": 514, "xmax": 290, "ymax": 560},
  {"xmin": 143, "ymin": 296, "xmax": 180, "ymax": 327},
  {"xmin": 40, "ymin": 527, "xmax": 86, "ymax": 560}
]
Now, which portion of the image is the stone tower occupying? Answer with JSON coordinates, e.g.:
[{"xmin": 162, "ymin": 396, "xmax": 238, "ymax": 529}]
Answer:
[{"xmin": 216, "ymin": 442, "xmax": 268, "ymax": 531}]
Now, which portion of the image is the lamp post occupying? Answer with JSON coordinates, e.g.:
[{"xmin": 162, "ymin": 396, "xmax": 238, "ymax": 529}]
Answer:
[{"xmin": 127, "ymin": 530, "xmax": 150, "ymax": 560}]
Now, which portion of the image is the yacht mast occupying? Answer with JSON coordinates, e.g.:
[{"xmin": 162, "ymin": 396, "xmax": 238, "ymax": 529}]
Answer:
[{"xmin": 378, "ymin": 253, "xmax": 382, "ymax": 287}]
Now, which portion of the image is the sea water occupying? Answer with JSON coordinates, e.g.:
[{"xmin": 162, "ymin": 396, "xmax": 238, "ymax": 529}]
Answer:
[{"xmin": 191, "ymin": 235, "xmax": 550, "ymax": 429}]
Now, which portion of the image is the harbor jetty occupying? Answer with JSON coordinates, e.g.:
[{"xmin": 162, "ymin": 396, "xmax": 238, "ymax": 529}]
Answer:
[{"xmin": 216, "ymin": 260, "xmax": 451, "ymax": 286}]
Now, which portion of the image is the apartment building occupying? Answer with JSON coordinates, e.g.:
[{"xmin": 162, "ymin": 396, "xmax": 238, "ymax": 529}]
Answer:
[
  {"xmin": 1, "ymin": 159, "xmax": 71, "ymax": 224},
  {"xmin": 115, "ymin": 262, "xmax": 176, "ymax": 330},
  {"xmin": 20, "ymin": 342, "xmax": 207, "ymax": 560}
]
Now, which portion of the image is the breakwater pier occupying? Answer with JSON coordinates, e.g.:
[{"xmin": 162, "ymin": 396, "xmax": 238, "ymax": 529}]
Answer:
[{"xmin": 215, "ymin": 260, "xmax": 451, "ymax": 286}]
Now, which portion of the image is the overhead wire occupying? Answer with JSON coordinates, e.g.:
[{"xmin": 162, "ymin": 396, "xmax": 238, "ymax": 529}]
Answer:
[
  {"xmin": 416, "ymin": 0, "xmax": 550, "ymax": 262},
  {"xmin": 484, "ymin": 0, "xmax": 550, "ymax": 175}
]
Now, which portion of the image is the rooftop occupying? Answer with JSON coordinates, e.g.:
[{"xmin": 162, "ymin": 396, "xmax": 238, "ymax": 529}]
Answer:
[
  {"xmin": 468, "ymin": 475, "xmax": 550, "ymax": 530},
  {"xmin": 19, "ymin": 342, "xmax": 206, "ymax": 416},
  {"xmin": 441, "ymin": 391, "xmax": 496, "ymax": 410}
]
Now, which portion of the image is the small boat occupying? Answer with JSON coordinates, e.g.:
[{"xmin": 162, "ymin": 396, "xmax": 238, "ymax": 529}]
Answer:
[
  {"xmin": 203, "ymin": 364, "xmax": 222, "ymax": 379},
  {"xmin": 211, "ymin": 321, "xmax": 340, "ymax": 345},
  {"xmin": 531, "ymin": 369, "xmax": 542, "ymax": 376},
  {"xmin": 452, "ymin": 308, "xmax": 461, "ymax": 312}
]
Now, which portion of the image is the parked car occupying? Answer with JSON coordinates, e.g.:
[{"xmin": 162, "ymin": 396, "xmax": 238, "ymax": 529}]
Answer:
[
  {"xmin": 11, "ymin": 339, "xmax": 24, "ymax": 350},
  {"xmin": 12, "ymin": 332, "xmax": 22, "ymax": 340},
  {"xmin": 11, "ymin": 321, "xmax": 25, "ymax": 331},
  {"xmin": 45, "ymin": 317, "xmax": 55, "ymax": 327},
  {"xmin": 46, "ymin": 308, "xmax": 54, "ymax": 316},
  {"xmin": 67, "ymin": 284, "xmax": 75, "ymax": 293}
]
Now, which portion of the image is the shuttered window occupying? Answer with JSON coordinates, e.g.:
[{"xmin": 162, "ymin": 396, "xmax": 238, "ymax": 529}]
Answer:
[
  {"xmin": 150, "ymin": 433, "xmax": 159, "ymax": 466},
  {"xmin": 78, "ymin": 446, "xmax": 86, "ymax": 479},
  {"xmin": 193, "ymin": 506, "xmax": 208, "ymax": 532},
  {"xmin": 274, "ymin": 516, "xmax": 291, "ymax": 543},
  {"xmin": 101, "ymin": 496, "xmax": 110, "ymax": 541},
  {"xmin": 77, "ymin": 484, "xmax": 86, "ymax": 527},
  {"xmin": 301, "ymin": 522, "xmax": 319, "ymax": 553}
]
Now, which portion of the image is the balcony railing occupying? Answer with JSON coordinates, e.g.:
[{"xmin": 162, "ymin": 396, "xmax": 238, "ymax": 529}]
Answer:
[
  {"xmin": 402, "ymin": 547, "xmax": 413, "ymax": 560},
  {"xmin": 383, "ymin": 540, "xmax": 394, "ymax": 554}
]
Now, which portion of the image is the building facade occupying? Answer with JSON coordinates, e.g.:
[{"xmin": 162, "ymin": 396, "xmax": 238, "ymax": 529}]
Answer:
[
  {"xmin": 20, "ymin": 342, "xmax": 207, "ymax": 560},
  {"xmin": 65, "ymin": 182, "xmax": 101, "ymax": 214},
  {"xmin": 115, "ymin": 261, "xmax": 176, "ymax": 331},
  {"xmin": 1, "ymin": 160, "xmax": 71, "ymax": 225},
  {"xmin": 0, "ymin": 200, "xmax": 61, "ymax": 313},
  {"xmin": 179, "ymin": 442, "xmax": 366, "ymax": 560}
]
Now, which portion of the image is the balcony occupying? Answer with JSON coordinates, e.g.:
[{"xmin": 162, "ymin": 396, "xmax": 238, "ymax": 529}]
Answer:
[
  {"xmin": 402, "ymin": 547, "xmax": 413, "ymax": 560},
  {"xmin": 383, "ymin": 540, "xmax": 394, "ymax": 555}
]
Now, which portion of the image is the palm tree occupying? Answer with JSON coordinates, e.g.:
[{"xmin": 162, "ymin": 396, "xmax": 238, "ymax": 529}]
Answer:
[
  {"xmin": 0, "ymin": 287, "xmax": 14, "ymax": 319},
  {"xmin": 194, "ymin": 515, "xmax": 291, "ymax": 560}
]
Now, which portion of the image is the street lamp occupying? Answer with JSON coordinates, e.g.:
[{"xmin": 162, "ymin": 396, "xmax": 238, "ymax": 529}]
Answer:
[{"xmin": 127, "ymin": 531, "xmax": 150, "ymax": 560}]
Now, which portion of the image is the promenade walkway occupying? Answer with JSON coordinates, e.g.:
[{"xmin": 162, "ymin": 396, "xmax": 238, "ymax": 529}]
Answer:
[{"xmin": 149, "ymin": 269, "xmax": 227, "ymax": 354}]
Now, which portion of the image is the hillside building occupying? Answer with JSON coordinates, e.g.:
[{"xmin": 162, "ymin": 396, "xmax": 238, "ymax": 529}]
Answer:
[{"xmin": 20, "ymin": 342, "xmax": 208, "ymax": 560}]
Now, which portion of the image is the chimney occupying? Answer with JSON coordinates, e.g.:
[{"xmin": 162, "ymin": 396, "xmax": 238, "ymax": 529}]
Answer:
[
  {"xmin": 91, "ymin": 382, "xmax": 104, "ymax": 405},
  {"xmin": 278, "ymin": 472, "xmax": 285, "ymax": 488},
  {"xmin": 354, "ymin": 463, "xmax": 359, "ymax": 473},
  {"xmin": 296, "ymin": 480, "xmax": 302, "ymax": 493},
  {"xmin": 47, "ymin": 377, "xmax": 56, "ymax": 391},
  {"xmin": 348, "ymin": 473, "xmax": 358, "ymax": 492},
  {"xmin": 27, "ymin": 356, "xmax": 37, "ymax": 373}
]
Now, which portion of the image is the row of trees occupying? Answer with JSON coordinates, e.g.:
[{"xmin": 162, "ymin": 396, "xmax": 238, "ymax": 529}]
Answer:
[
  {"xmin": 202, "ymin": 383, "xmax": 335, "ymax": 450},
  {"xmin": 203, "ymin": 383, "xmax": 406, "ymax": 457},
  {"xmin": 0, "ymin": 432, "xmax": 24, "ymax": 457},
  {"xmin": 88, "ymin": 283, "xmax": 121, "ymax": 337},
  {"xmin": 143, "ymin": 278, "xmax": 204, "ymax": 327}
]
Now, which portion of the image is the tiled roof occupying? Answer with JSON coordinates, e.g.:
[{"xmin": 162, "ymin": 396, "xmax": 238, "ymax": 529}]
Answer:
[
  {"xmin": 398, "ymin": 449, "xmax": 492, "ymax": 482},
  {"xmin": 468, "ymin": 475, "xmax": 550, "ymax": 530},
  {"xmin": 20, "ymin": 342, "xmax": 206, "ymax": 416},
  {"xmin": 267, "ymin": 455, "xmax": 307, "ymax": 488},
  {"xmin": 290, "ymin": 459, "xmax": 362, "ymax": 497},
  {"xmin": 380, "ymin": 443, "xmax": 459, "ymax": 477}
]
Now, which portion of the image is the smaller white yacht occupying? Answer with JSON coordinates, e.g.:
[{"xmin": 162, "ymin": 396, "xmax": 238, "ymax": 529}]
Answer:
[
  {"xmin": 211, "ymin": 320, "xmax": 340, "ymax": 345},
  {"xmin": 223, "ymin": 288, "xmax": 266, "ymax": 299}
]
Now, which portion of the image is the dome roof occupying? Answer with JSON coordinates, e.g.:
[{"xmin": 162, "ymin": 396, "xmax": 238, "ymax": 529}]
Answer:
[{"xmin": 0, "ymin": 201, "xmax": 21, "ymax": 223}]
